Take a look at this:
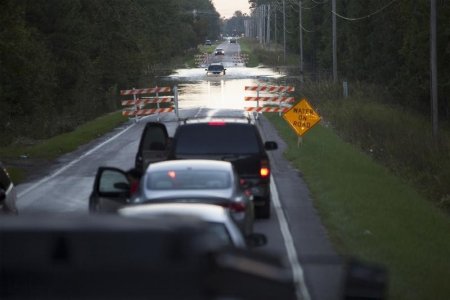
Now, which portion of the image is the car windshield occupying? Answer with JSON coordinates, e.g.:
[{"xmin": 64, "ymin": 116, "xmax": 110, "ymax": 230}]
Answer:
[
  {"xmin": 146, "ymin": 169, "xmax": 231, "ymax": 190},
  {"xmin": 175, "ymin": 124, "xmax": 260, "ymax": 155}
]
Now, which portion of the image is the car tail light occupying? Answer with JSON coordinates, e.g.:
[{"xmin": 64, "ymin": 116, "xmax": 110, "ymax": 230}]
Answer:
[
  {"xmin": 208, "ymin": 121, "xmax": 226, "ymax": 126},
  {"xmin": 260, "ymin": 160, "xmax": 270, "ymax": 178},
  {"xmin": 228, "ymin": 202, "xmax": 246, "ymax": 213},
  {"xmin": 220, "ymin": 202, "xmax": 246, "ymax": 213}
]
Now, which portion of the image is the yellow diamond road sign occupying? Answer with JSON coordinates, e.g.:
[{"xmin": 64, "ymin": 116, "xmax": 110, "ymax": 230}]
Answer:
[{"xmin": 283, "ymin": 98, "xmax": 321, "ymax": 136}]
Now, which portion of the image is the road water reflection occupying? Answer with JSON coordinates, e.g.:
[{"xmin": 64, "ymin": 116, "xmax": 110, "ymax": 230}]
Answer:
[{"xmin": 163, "ymin": 65, "xmax": 288, "ymax": 110}]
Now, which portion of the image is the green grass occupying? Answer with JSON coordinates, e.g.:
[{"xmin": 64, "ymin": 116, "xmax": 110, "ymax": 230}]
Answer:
[
  {"xmin": 0, "ymin": 111, "xmax": 126, "ymax": 160},
  {"xmin": 266, "ymin": 114, "xmax": 450, "ymax": 300}
]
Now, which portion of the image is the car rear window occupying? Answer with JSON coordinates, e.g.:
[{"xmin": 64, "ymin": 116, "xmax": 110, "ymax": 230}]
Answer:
[
  {"xmin": 174, "ymin": 124, "xmax": 260, "ymax": 155},
  {"xmin": 147, "ymin": 169, "xmax": 231, "ymax": 190},
  {"xmin": 208, "ymin": 65, "xmax": 223, "ymax": 71}
]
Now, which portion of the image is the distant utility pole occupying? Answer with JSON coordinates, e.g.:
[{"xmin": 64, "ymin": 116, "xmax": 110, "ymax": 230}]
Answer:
[
  {"xmin": 332, "ymin": 0, "xmax": 337, "ymax": 82},
  {"xmin": 267, "ymin": 5, "xmax": 271, "ymax": 45},
  {"xmin": 275, "ymin": 6, "xmax": 277, "ymax": 45},
  {"xmin": 283, "ymin": 0, "xmax": 286, "ymax": 64},
  {"xmin": 299, "ymin": 0, "xmax": 304, "ymax": 82},
  {"xmin": 431, "ymin": 0, "xmax": 438, "ymax": 137}
]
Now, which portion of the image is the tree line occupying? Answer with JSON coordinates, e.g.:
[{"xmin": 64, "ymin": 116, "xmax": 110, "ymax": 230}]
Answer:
[
  {"xmin": 247, "ymin": 0, "xmax": 449, "ymax": 122},
  {"xmin": 0, "ymin": 0, "xmax": 220, "ymax": 146}
]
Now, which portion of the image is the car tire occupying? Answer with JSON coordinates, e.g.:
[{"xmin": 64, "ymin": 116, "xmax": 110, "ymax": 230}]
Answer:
[{"xmin": 256, "ymin": 199, "xmax": 271, "ymax": 219}]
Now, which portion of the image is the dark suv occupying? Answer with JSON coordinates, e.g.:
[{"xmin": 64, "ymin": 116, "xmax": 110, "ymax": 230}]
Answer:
[{"xmin": 134, "ymin": 118, "xmax": 278, "ymax": 219}]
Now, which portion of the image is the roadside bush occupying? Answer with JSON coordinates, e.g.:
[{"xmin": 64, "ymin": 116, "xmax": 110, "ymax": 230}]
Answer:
[{"xmin": 297, "ymin": 80, "xmax": 450, "ymax": 212}]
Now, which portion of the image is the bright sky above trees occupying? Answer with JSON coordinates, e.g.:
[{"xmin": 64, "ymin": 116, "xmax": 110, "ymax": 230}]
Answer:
[{"xmin": 211, "ymin": 0, "xmax": 250, "ymax": 18}]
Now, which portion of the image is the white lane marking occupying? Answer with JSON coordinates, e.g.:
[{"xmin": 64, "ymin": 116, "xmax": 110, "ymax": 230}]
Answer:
[
  {"xmin": 271, "ymin": 176, "xmax": 311, "ymax": 300},
  {"xmin": 17, "ymin": 122, "xmax": 138, "ymax": 199}
]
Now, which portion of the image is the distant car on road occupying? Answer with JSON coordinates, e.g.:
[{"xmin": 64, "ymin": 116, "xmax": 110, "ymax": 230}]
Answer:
[
  {"xmin": 0, "ymin": 162, "xmax": 18, "ymax": 215},
  {"xmin": 230, "ymin": 38, "xmax": 237, "ymax": 44},
  {"xmin": 206, "ymin": 63, "xmax": 226, "ymax": 75},
  {"xmin": 119, "ymin": 203, "xmax": 266, "ymax": 248},
  {"xmin": 205, "ymin": 39, "xmax": 212, "ymax": 46},
  {"xmin": 214, "ymin": 48, "xmax": 225, "ymax": 55}
]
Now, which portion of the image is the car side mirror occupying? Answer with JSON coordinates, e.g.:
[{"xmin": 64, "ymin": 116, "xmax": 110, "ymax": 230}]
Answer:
[
  {"xmin": 245, "ymin": 233, "xmax": 267, "ymax": 248},
  {"xmin": 0, "ymin": 188, "xmax": 5, "ymax": 202},
  {"xmin": 264, "ymin": 141, "xmax": 278, "ymax": 151}
]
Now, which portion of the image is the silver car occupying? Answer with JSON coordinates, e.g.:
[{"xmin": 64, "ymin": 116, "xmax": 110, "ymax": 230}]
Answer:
[
  {"xmin": 89, "ymin": 160, "xmax": 255, "ymax": 236},
  {"xmin": 119, "ymin": 203, "xmax": 266, "ymax": 248},
  {"xmin": 0, "ymin": 162, "xmax": 18, "ymax": 215}
]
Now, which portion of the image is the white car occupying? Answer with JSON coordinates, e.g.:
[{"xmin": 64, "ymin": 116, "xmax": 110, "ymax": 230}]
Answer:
[
  {"xmin": 89, "ymin": 160, "xmax": 255, "ymax": 236},
  {"xmin": 119, "ymin": 203, "xmax": 266, "ymax": 248},
  {"xmin": 0, "ymin": 162, "xmax": 18, "ymax": 215},
  {"xmin": 214, "ymin": 48, "xmax": 225, "ymax": 55}
]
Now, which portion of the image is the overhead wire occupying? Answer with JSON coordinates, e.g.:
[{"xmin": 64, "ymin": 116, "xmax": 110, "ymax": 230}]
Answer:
[{"xmin": 331, "ymin": 0, "xmax": 400, "ymax": 21}]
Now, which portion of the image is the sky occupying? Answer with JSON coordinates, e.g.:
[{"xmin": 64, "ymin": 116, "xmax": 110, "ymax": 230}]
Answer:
[{"xmin": 211, "ymin": 0, "xmax": 251, "ymax": 19}]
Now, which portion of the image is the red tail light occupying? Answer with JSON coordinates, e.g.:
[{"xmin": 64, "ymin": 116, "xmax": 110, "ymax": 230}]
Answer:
[
  {"xmin": 208, "ymin": 121, "xmax": 225, "ymax": 126},
  {"xmin": 222, "ymin": 202, "xmax": 246, "ymax": 213},
  {"xmin": 260, "ymin": 160, "xmax": 270, "ymax": 178}
]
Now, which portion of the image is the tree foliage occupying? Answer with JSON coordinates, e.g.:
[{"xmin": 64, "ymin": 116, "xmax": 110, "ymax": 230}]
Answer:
[
  {"xmin": 249, "ymin": 0, "xmax": 450, "ymax": 120},
  {"xmin": 0, "ymin": 0, "xmax": 220, "ymax": 145}
]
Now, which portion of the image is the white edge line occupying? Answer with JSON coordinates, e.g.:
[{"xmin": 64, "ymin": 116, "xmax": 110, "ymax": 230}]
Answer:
[
  {"xmin": 18, "ymin": 122, "xmax": 137, "ymax": 199},
  {"xmin": 271, "ymin": 175, "xmax": 311, "ymax": 300}
]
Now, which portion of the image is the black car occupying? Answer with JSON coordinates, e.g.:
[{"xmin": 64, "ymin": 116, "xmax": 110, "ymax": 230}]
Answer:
[
  {"xmin": 134, "ymin": 118, "xmax": 278, "ymax": 219},
  {"xmin": 206, "ymin": 63, "xmax": 226, "ymax": 75}
]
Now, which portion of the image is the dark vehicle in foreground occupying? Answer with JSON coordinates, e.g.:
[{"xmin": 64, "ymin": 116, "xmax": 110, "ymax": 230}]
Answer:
[
  {"xmin": 206, "ymin": 63, "xmax": 226, "ymax": 75},
  {"xmin": 0, "ymin": 215, "xmax": 296, "ymax": 300},
  {"xmin": 0, "ymin": 215, "xmax": 387, "ymax": 300},
  {"xmin": 134, "ymin": 118, "xmax": 278, "ymax": 219},
  {"xmin": 0, "ymin": 162, "xmax": 18, "ymax": 215},
  {"xmin": 90, "ymin": 159, "xmax": 255, "ymax": 236}
]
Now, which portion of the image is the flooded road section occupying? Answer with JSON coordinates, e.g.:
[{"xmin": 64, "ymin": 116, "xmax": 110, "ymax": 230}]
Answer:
[{"xmin": 163, "ymin": 65, "xmax": 289, "ymax": 111}]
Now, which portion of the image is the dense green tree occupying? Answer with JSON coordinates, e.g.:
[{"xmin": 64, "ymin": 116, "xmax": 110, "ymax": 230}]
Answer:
[
  {"xmin": 0, "ymin": 0, "xmax": 221, "ymax": 145},
  {"xmin": 248, "ymin": 0, "xmax": 450, "ymax": 120}
]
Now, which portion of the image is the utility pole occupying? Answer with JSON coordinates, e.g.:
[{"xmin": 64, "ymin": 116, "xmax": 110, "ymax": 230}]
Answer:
[
  {"xmin": 283, "ymin": 0, "xmax": 286, "ymax": 64},
  {"xmin": 332, "ymin": 0, "xmax": 337, "ymax": 82},
  {"xmin": 299, "ymin": 0, "xmax": 304, "ymax": 82},
  {"xmin": 267, "ymin": 4, "xmax": 271, "ymax": 45},
  {"xmin": 275, "ymin": 5, "xmax": 278, "ymax": 46},
  {"xmin": 431, "ymin": 0, "xmax": 438, "ymax": 137}
]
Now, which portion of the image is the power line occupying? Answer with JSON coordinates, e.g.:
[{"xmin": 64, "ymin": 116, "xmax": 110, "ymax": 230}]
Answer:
[{"xmin": 331, "ymin": 0, "xmax": 400, "ymax": 21}]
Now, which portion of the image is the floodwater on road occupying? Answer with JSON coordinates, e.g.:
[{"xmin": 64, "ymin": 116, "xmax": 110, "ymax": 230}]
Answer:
[{"xmin": 162, "ymin": 65, "xmax": 289, "ymax": 111}]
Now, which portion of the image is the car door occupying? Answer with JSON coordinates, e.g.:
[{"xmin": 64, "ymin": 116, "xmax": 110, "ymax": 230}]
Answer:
[
  {"xmin": 135, "ymin": 122, "xmax": 170, "ymax": 172},
  {"xmin": 89, "ymin": 167, "xmax": 130, "ymax": 213}
]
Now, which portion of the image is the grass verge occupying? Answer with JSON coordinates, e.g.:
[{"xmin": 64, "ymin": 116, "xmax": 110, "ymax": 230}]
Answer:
[{"xmin": 266, "ymin": 113, "xmax": 450, "ymax": 300}]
